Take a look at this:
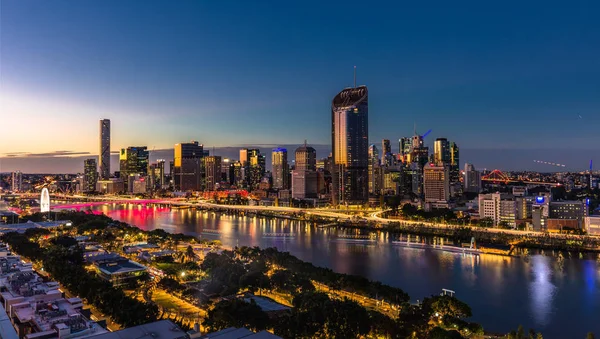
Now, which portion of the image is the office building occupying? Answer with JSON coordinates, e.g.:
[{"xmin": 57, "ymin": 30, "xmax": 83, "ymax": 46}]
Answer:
[
  {"xmin": 291, "ymin": 170, "xmax": 318, "ymax": 199},
  {"xmin": 381, "ymin": 139, "xmax": 392, "ymax": 166},
  {"xmin": 83, "ymin": 159, "xmax": 98, "ymax": 192},
  {"xmin": 173, "ymin": 142, "xmax": 204, "ymax": 191},
  {"xmin": 532, "ymin": 195, "xmax": 550, "ymax": 231},
  {"xmin": 119, "ymin": 147, "xmax": 149, "ymax": 191},
  {"xmin": 382, "ymin": 168, "xmax": 401, "ymax": 195},
  {"xmin": 423, "ymin": 163, "xmax": 450, "ymax": 202},
  {"xmin": 450, "ymin": 142, "xmax": 460, "ymax": 183},
  {"xmin": 433, "ymin": 138, "xmax": 450, "ymax": 165},
  {"xmin": 411, "ymin": 135, "xmax": 429, "ymax": 169},
  {"xmin": 584, "ymin": 216, "xmax": 600, "ymax": 235},
  {"xmin": 148, "ymin": 159, "xmax": 166, "ymax": 190},
  {"xmin": 221, "ymin": 158, "xmax": 235, "ymax": 185},
  {"xmin": 463, "ymin": 163, "xmax": 481, "ymax": 193},
  {"xmin": 368, "ymin": 145, "xmax": 381, "ymax": 195},
  {"xmin": 331, "ymin": 85, "xmax": 369, "ymax": 205},
  {"xmin": 478, "ymin": 192, "xmax": 523, "ymax": 227},
  {"xmin": 399, "ymin": 137, "xmax": 412, "ymax": 162},
  {"xmin": 291, "ymin": 144, "xmax": 318, "ymax": 199},
  {"xmin": 204, "ymin": 156, "xmax": 222, "ymax": 191},
  {"xmin": 294, "ymin": 143, "xmax": 316, "ymax": 171},
  {"xmin": 247, "ymin": 149, "xmax": 265, "ymax": 190},
  {"xmin": 547, "ymin": 200, "xmax": 587, "ymax": 231},
  {"xmin": 99, "ymin": 119, "xmax": 111, "ymax": 179},
  {"xmin": 271, "ymin": 148, "xmax": 289, "ymax": 189},
  {"xmin": 10, "ymin": 171, "xmax": 22, "ymax": 192}
]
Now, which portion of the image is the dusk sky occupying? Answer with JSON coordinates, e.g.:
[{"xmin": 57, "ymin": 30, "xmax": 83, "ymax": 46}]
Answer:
[{"xmin": 1, "ymin": 1, "xmax": 599, "ymax": 173}]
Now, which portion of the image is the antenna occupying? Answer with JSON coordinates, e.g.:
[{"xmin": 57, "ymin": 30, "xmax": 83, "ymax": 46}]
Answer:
[{"xmin": 353, "ymin": 66, "xmax": 356, "ymax": 88}]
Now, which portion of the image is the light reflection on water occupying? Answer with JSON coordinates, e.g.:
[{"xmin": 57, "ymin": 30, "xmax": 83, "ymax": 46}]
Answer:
[{"xmin": 85, "ymin": 205, "xmax": 599, "ymax": 339}]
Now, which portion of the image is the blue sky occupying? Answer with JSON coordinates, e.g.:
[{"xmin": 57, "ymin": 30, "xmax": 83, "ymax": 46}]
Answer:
[{"xmin": 1, "ymin": 0, "xmax": 599, "ymax": 172}]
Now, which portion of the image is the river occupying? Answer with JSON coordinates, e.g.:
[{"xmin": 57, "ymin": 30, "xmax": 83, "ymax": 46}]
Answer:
[{"xmin": 88, "ymin": 204, "xmax": 599, "ymax": 338}]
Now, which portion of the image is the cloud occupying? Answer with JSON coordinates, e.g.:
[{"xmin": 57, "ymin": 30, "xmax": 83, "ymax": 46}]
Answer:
[{"xmin": 2, "ymin": 151, "xmax": 92, "ymax": 158}]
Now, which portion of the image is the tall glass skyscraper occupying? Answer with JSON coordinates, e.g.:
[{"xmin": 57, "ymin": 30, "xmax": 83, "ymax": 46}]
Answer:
[
  {"xmin": 271, "ymin": 148, "xmax": 289, "ymax": 189},
  {"xmin": 99, "ymin": 119, "xmax": 111, "ymax": 179},
  {"xmin": 331, "ymin": 85, "xmax": 369, "ymax": 205}
]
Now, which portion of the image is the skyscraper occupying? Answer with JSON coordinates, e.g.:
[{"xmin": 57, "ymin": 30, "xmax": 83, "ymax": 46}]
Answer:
[
  {"xmin": 433, "ymin": 138, "xmax": 450, "ymax": 165},
  {"xmin": 450, "ymin": 142, "xmax": 460, "ymax": 183},
  {"xmin": 271, "ymin": 148, "xmax": 289, "ymax": 189},
  {"xmin": 381, "ymin": 139, "xmax": 392, "ymax": 166},
  {"xmin": 99, "ymin": 119, "xmax": 111, "ymax": 179},
  {"xmin": 331, "ymin": 85, "xmax": 369, "ymax": 205},
  {"xmin": 294, "ymin": 142, "xmax": 316, "ymax": 171},
  {"xmin": 119, "ymin": 147, "xmax": 149, "ymax": 179},
  {"xmin": 292, "ymin": 143, "xmax": 318, "ymax": 199},
  {"xmin": 173, "ymin": 142, "xmax": 204, "ymax": 191},
  {"xmin": 247, "ymin": 149, "xmax": 265, "ymax": 190},
  {"xmin": 368, "ymin": 144, "xmax": 381, "ymax": 195},
  {"xmin": 204, "ymin": 156, "xmax": 222, "ymax": 191},
  {"xmin": 423, "ymin": 163, "xmax": 450, "ymax": 202},
  {"xmin": 83, "ymin": 158, "xmax": 98, "ymax": 192},
  {"xmin": 464, "ymin": 163, "xmax": 481, "ymax": 193}
]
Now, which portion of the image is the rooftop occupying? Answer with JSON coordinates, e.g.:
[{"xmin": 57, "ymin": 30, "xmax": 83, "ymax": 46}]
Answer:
[
  {"xmin": 200, "ymin": 327, "xmax": 281, "ymax": 339},
  {"xmin": 95, "ymin": 258, "xmax": 146, "ymax": 275},
  {"xmin": 88, "ymin": 319, "xmax": 187, "ymax": 339},
  {"xmin": 242, "ymin": 295, "xmax": 290, "ymax": 313}
]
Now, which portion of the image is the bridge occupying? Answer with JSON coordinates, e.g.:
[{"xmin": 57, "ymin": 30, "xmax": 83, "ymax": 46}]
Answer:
[{"xmin": 481, "ymin": 169, "xmax": 561, "ymax": 187}]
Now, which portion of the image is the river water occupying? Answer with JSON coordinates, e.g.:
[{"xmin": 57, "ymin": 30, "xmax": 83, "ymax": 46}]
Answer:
[{"xmin": 87, "ymin": 204, "xmax": 600, "ymax": 338}]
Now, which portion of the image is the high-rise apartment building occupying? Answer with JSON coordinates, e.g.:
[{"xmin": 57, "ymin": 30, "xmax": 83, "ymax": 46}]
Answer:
[
  {"xmin": 204, "ymin": 156, "xmax": 222, "ymax": 191},
  {"xmin": 331, "ymin": 85, "xmax": 369, "ymax": 205},
  {"xmin": 11, "ymin": 171, "xmax": 23, "ymax": 192},
  {"xmin": 99, "ymin": 119, "xmax": 111, "ymax": 179},
  {"xmin": 272, "ymin": 148, "xmax": 289, "ymax": 189},
  {"xmin": 173, "ymin": 142, "xmax": 204, "ymax": 191},
  {"xmin": 423, "ymin": 163, "xmax": 450, "ymax": 202},
  {"xmin": 83, "ymin": 158, "xmax": 98, "ymax": 192},
  {"xmin": 463, "ymin": 163, "xmax": 481, "ymax": 193},
  {"xmin": 433, "ymin": 138, "xmax": 450, "ymax": 165}
]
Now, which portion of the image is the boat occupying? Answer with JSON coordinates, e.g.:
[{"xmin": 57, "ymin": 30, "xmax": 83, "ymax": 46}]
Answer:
[
  {"xmin": 262, "ymin": 232, "xmax": 296, "ymax": 238},
  {"xmin": 331, "ymin": 234, "xmax": 376, "ymax": 243}
]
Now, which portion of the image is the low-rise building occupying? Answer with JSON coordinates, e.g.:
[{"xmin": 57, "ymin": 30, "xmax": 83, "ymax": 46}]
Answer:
[
  {"xmin": 0, "ymin": 247, "xmax": 106, "ymax": 339},
  {"xmin": 584, "ymin": 216, "xmax": 600, "ymax": 235}
]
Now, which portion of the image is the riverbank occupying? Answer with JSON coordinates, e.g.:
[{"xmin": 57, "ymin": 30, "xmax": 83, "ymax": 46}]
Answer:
[{"xmin": 189, "ymin": 203, "xmax": 600, "ymax": 255}]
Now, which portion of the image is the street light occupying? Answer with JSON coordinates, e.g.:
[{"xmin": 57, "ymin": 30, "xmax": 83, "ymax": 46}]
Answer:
[{"xmin": 181, "ymin": 271, "xmax": 186, "ymax": 277}]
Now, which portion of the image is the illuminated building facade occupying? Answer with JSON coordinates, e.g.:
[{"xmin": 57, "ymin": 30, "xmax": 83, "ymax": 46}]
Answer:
[
  {"xmin": 173, "ymin": 142, "xmax": 204, "ymax": 191},
  {"xmin": 423, "ymin": 163, "xmax": 449, "ymax": 202},
  {"xmin": 331, "ymin": 85, "xmax": 369, "ymax": 205},
  {"xmin": 292, "ymin": 143, "xmax": 318, "ymax": 199},
  {"xmin": 204, "ymin": 156, "xmax": 222, "ymax": 191},
  {"xmin": 433, "ymin": 138, "xmax": 450, "ymax": 165},
  {"xmin": 99, "ymin": 119, "xmax": 111, "ymax": 179},
  {"xmin": 83, "ymin": 158, "xmax": 98, "ymax": 192},
  {"xmin": 272, "ymin": 148, "xmax": 289, "ymax": 189}
]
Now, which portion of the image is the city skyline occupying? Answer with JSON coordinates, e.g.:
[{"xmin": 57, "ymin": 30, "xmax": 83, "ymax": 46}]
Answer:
[{"xmin": 2, "ymin": 1, "xmax": 599, "ymax": 173}]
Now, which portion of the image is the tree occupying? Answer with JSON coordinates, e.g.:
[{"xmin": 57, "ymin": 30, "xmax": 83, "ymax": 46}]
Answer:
[
  {"xmin": 184, "ymin": 245, "xmax": 197, "ymax": 262},
  {"xmin": 203, "ymin": 299, "xmax": 268, "ymax": 332},
  {"xmin": 587, "ymin": 333, "xmax": 596, "ymax": 339}
]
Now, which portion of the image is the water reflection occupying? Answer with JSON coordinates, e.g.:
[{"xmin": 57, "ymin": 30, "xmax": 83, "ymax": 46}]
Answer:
[
  {"xmin": 529, "ymin": 256, "xmax": 557, "ymax": 327},
  {"xmin": 86, "ymin": 205, "xmax": 600, "ymax": 339}
]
